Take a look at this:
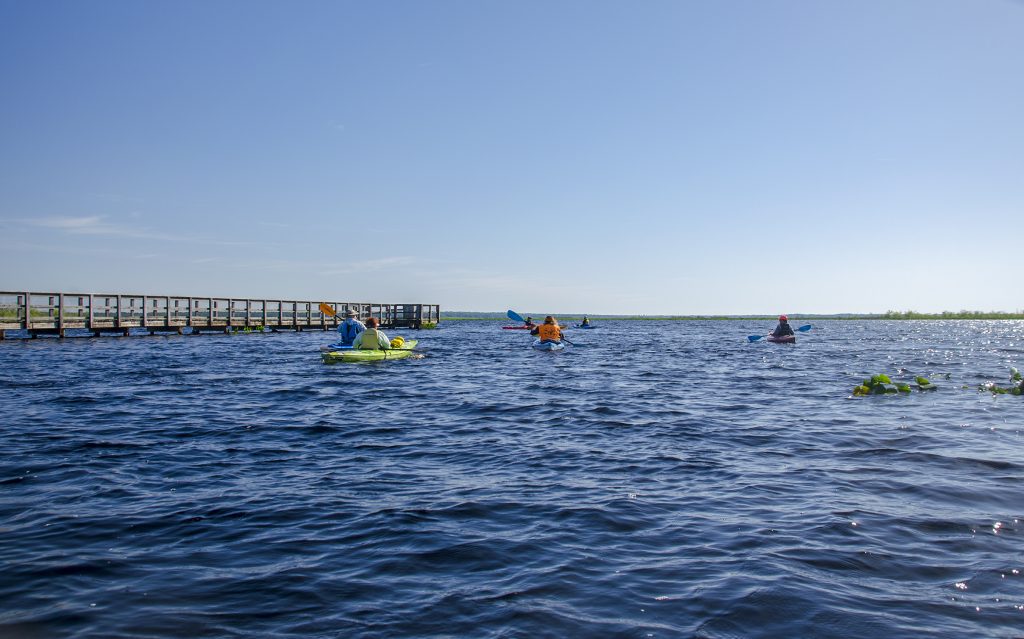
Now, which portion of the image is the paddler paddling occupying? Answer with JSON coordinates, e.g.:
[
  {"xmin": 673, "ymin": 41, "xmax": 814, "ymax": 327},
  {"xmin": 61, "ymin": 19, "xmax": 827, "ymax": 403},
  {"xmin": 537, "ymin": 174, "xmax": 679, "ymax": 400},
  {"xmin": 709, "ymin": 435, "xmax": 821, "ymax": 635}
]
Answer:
[
  {"xmin": 524, "ymin": 316, "xmax": 536, "ymax": 329},
  {"xmin": 771, "ymin": 315, "xmax": 795, "ymax": 339},
  {"xmin": 530, "ymin": 316, "xmax": 564, "ymax": 345},
  {"xmin": 337, "ymin": 308, "xmax": 366, "ymax": 346},
  {"xmin": 352, "ymin": 317, "xmax": 392, "ymax": 350}
]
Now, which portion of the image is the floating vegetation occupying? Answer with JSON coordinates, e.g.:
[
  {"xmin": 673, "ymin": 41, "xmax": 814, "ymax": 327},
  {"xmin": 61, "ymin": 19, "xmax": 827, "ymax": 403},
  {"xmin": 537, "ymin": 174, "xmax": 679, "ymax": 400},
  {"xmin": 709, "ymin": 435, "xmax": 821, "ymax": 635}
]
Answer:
[
  {"xmin": 420, "ymin": 322, "xmax": 438, "ymax": 329},
  {"xmin": 230, "ymin": 325, "xmax": 264, "ymax": 334},
  {"xmin": 852, "ymin": 373, "xmax": 935, "ymax": 396},
  {"xmin": 914, "ymin": 376, "xmax": 937, "ymax": 391},
  {"xmin": 977, "ymin": 368, "xmax": 1024, "ymax": 396}
]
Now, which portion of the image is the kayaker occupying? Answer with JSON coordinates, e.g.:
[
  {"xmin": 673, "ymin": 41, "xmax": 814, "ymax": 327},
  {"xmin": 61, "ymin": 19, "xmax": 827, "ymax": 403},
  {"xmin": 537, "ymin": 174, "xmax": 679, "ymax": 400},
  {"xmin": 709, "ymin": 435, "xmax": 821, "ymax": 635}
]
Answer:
[
  {"xmin": 337, "ymin": 309, "xmax": 366, "ymax": 346},
  {"xmin": 581, "ymin": 316, "xmax": 590, "ymax": 327},
  {"xmin": 524, "ymin": 316, "xmax": 536, "ymax": 329},
  {"xmin": 530, "ymin": 316, "xmax": 564, "ymax": 344},
  {"xmin": 352, "ymin": 317, "xmax": 391, "ymax": 350},
  {"xmin": 771, "ymin": 315, "xmax": 795, "ymax": 339}
]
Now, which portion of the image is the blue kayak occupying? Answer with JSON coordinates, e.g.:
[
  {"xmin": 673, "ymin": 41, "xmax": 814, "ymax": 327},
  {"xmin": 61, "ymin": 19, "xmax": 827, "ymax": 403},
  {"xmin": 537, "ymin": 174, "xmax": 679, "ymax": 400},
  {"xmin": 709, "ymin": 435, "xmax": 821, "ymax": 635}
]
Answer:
[
  {"xmin": 574, "ymin": 324, "xmax": 598, "ymax": 329},
  {"xmin": 321, "ymin": 342, "xmax": 353, "ymax": 351},
  {"xmin": 532, "ymin": 340, "xmax": 565, "ymax": 352}
]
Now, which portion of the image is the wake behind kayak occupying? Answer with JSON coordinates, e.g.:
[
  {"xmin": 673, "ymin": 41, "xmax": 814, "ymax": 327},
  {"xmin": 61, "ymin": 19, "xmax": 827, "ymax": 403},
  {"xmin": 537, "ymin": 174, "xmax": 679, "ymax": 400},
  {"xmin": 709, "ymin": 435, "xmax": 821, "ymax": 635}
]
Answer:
[{"xmin": 532, "ymin": 340, "xmax": 566, "ymax": 352}]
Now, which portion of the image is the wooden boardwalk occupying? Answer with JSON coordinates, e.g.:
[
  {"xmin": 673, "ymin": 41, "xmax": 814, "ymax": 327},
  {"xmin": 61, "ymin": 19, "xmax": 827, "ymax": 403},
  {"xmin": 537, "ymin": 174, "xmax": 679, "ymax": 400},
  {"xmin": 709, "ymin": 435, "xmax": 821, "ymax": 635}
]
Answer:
[{"xmin": 0, "ymin": 291, "xmax": 440, "ymax": 339}]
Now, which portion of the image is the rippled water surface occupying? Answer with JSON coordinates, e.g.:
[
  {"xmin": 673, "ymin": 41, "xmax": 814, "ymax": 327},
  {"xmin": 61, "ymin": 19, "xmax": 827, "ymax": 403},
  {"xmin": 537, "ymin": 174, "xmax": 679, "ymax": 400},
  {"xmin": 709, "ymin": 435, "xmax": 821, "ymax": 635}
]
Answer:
[{"xmin": 2, "ymin": 320, "xmax": 1023, "ymax": 638}]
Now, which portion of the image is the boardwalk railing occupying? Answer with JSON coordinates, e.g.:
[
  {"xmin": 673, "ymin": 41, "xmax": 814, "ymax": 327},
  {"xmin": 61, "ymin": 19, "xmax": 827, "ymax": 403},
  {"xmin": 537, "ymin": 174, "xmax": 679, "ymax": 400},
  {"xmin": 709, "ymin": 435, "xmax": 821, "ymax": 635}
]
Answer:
[{"xmin": 0, "ymin": 292, "xmax": 440, "ymax": 339}]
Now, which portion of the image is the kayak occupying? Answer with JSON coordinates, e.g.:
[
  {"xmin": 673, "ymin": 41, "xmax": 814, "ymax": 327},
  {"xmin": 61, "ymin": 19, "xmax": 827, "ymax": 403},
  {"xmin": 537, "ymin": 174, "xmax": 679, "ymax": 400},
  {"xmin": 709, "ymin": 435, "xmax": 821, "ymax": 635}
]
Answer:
[
  {"xmin": 532, "ymin": 339, "xmax": 565, "ymax": 352},
  {"xmin": 574, "ymin": 324, "xmax": 598, "ymax": 329},
  {"xmin": 322, "ymin": 340, "xmax": 419, "ymax": 363},
  {"xmin": 320, "ymin": 342, "xmax": 354, "ymax": 351},
  {"xmin": 767, "ymin": 335, "xmax": 796, "ymax": 344},
  {"xmin": 502, "ymin": 326, "xmax": 533, "ymax": 330}
]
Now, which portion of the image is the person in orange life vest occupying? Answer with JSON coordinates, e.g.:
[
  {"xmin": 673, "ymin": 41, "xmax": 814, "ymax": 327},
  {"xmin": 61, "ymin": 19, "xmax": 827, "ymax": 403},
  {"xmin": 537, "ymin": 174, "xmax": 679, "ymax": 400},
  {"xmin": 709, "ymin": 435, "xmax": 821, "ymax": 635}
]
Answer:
[
  {"xmin": 530, "ymin": 316, "xmax": 564, "ymax": 343},
  {"xmin": 352, "ymin": 317, "xmax": 392, "ymax": 350}
]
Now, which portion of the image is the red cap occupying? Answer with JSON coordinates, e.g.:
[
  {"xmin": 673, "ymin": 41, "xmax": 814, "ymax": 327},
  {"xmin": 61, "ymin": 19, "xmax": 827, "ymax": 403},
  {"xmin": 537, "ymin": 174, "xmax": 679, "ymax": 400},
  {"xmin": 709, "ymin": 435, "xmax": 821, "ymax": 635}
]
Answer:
[{"xmin": 779, "ymin": 315, "xmax": 788, "ymax": 321}]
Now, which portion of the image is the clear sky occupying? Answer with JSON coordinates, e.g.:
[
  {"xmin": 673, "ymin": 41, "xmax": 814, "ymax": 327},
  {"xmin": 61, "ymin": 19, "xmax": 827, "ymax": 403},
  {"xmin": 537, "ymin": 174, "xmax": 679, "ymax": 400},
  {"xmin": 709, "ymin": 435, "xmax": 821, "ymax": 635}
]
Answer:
[{"xmin": 1, "ymin": 0, "xmax": 1021, "ymax": 314}]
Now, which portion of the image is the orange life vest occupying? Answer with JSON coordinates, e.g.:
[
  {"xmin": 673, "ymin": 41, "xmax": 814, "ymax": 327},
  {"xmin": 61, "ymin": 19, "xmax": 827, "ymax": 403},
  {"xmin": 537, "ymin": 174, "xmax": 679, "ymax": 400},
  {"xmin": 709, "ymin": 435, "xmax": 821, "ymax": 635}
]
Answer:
[{"xmin": 537, "ymin": 323, "xmax": 561, "ymax": 341}]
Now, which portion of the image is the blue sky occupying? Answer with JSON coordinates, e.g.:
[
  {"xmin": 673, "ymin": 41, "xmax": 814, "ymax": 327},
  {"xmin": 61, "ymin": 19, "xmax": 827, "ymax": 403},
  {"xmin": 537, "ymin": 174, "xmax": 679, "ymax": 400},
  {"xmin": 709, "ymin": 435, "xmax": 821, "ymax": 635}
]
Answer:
[{"xmin": 1, "ymin": 0, "xmax": 1022, "ymax": 314}]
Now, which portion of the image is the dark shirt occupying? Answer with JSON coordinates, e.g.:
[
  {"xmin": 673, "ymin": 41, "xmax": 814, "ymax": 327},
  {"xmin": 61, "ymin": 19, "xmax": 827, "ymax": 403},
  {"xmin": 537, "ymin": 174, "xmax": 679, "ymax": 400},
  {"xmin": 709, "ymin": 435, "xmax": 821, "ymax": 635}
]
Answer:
[{"xmin": 771, "ymin": 322, "xmax": 794, "ymax": 337}]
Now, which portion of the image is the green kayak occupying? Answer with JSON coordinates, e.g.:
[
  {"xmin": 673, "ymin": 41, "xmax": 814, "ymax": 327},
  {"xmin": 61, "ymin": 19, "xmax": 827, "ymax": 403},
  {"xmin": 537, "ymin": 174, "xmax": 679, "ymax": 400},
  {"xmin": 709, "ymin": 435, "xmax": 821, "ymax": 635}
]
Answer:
[{"xmin": 321, "ymin": 340, "xmax": 419, "ymax": 364}]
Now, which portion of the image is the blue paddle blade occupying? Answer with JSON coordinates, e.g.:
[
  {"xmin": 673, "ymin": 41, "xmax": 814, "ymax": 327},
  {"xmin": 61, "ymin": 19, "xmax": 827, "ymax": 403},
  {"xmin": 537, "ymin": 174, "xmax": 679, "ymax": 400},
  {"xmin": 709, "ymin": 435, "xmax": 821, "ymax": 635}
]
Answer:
[
  {"xmin": 507, "ymin": 310, "xmax": 526, "ymax": 324},
  {"xmin": 748, "ymin": 335, "xmax": 763, "ymax": 341},
  {"xmin": 797, "ymin": 324, "xmax": 812, "ymax": 332}
]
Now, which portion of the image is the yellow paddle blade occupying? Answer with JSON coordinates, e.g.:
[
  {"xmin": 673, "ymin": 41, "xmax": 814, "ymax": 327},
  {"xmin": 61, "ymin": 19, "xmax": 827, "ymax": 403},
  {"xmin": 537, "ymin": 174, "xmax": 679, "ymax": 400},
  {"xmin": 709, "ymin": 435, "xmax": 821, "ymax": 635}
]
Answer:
[{"xmin": 319, "ymin": 303, "xmax": 337, "ymax": 317}]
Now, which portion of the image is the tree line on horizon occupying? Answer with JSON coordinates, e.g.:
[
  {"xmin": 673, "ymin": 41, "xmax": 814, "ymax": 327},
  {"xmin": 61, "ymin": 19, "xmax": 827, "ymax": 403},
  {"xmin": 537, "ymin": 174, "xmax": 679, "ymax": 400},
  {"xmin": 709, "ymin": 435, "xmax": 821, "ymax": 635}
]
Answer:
[
  {"xmin": 880, "ymin": 309, "xmax": 1024, "ymax": 320},
  {"xmin": 441, "ymin": 310, "xmax": 1024, "ymax": 320}
]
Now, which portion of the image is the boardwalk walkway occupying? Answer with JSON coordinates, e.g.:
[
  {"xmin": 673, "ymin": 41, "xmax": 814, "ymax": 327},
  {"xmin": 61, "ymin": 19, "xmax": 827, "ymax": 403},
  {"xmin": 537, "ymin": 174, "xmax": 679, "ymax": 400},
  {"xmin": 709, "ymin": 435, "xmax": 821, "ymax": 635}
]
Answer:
[{"xmin": 0, "ymin": 291, "xmax": 440, "ymax": 339}]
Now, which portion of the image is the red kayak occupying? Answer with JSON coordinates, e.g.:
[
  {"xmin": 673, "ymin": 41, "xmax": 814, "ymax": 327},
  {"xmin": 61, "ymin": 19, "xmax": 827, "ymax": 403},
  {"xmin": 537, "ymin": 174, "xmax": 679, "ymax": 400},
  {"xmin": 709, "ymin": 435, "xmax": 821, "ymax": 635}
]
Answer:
[
  {"xmin": 767, "ymin": 335, "xmax": 796, "ymax": 344},
  {"xmin": 502, "ymin": 325, "xmax": 534, "ymax": 330}
]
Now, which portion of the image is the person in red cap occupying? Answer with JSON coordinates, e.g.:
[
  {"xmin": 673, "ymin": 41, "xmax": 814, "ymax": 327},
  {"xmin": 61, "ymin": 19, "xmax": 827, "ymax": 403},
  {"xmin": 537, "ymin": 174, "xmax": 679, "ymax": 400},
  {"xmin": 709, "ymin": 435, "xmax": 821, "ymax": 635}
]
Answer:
[{"xmin": 771, "ymin": 315, "xmax": 794, "ymax": 339}]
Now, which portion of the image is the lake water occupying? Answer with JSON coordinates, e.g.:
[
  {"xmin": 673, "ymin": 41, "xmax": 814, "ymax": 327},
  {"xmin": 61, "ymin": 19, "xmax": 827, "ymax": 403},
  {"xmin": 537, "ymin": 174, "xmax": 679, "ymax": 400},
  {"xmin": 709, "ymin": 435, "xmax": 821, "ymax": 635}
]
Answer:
[{"xmin": 1, "ymin": 320, "xmax": 1022, "ymax": 638}]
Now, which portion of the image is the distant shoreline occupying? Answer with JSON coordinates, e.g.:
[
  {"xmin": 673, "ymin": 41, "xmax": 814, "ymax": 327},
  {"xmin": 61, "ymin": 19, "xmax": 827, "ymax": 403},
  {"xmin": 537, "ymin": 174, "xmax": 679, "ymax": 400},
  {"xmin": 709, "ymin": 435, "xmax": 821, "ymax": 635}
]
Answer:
[{"xmin": 443, "ymin": 312, "xmax": 1024, "ymax": 321}]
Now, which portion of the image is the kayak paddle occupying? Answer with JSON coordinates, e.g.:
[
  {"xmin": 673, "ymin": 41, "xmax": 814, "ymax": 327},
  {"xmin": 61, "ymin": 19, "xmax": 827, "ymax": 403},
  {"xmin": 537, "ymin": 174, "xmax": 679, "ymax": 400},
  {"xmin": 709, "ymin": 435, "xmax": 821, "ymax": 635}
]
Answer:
[
  {"xmin": 748, "ymin": 325, "xmax": 812, "ymax": 341},
  {"xmin": 320, "ymin": 303, "xmax": 337, "ymax": 317}
]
